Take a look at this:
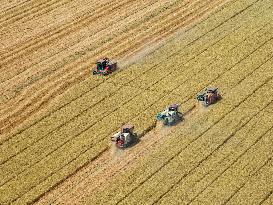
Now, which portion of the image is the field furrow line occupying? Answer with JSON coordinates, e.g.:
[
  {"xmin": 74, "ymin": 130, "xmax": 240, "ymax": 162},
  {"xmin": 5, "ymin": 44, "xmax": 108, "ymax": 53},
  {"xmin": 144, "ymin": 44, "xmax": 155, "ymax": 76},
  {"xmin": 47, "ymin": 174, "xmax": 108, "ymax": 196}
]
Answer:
[
  {"xmin": 0, "ymin": 0, "xmax": 45, "ymax": 22},
  {"xmin": 188, "ymin": 137, "xmax": 273, "ymax": 205},
  {"xmin": 0, "ymin": 0, "xmax": 116, "ymax": 54},
  {"xmin": 223, "ymin": 157, "xmax": 273, "ymax": 204},
  {"xmin": 184, "ymin": 120, "xmax": 273, "ymax": 205}
]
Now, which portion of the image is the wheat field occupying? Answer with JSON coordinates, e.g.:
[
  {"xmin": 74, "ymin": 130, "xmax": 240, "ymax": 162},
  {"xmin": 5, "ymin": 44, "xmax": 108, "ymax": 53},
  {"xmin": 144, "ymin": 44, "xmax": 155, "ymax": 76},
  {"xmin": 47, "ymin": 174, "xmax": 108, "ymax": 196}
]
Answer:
[{"xmin": 0, "ymin": 0, "xmax": 272, "ymax": 204}]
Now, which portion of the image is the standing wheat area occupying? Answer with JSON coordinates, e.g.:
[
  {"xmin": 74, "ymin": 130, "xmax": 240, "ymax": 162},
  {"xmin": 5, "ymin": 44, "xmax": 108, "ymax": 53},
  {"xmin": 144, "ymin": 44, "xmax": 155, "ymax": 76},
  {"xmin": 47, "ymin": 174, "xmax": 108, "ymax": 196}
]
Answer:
[{"xmin": 0, "ymin": 0, "xmax": 273, "ymax": 204}]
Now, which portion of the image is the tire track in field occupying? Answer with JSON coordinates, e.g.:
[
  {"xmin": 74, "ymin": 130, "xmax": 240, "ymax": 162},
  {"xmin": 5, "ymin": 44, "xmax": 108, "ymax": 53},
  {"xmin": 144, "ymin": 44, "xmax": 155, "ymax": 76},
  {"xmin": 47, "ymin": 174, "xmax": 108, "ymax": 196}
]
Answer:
[
  {"xmin": 112, "ymin": 70, "xmax": 273, "ymax": 204},
  {"xmin": 0, "ymin": 0, "xmax": 220, "ymax": 136},
  {"xmin": 0, "ymin": 0, "xmax": 258, "ymax": 142},
  {"xmin": 0, "ymin": 0, "xmax": 251, "ymax": 143},
  {"xmin": 4, "ymin": 24, "xmax": 272, "ymax": 204},
  {"xmin": 260, "ymin": 191, "xmax": 273, "ymax": 205},
  {"xmin": 0, "ymin": 0, "xmax": 260, "ymax": 176}
]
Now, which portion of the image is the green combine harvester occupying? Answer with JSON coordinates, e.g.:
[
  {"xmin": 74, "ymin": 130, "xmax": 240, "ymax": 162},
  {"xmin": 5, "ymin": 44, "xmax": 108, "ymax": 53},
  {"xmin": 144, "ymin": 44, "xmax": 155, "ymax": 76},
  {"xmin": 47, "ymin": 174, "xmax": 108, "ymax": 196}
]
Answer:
[{"xmin": 156, "ymin": 104, "xmax": 183, "ymax": 126}]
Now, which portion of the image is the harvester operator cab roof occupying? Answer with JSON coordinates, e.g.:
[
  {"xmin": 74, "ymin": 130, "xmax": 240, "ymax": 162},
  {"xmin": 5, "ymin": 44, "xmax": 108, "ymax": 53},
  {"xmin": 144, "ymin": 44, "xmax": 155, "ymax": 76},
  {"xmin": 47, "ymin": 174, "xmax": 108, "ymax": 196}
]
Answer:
[
  {"xmin": 121, "ymin": 124, "xmax": 134, "ymax": 134},
  {"xmin": 168, "ymin": 104, "xmax": 179, "ymax": 112},
  {"xmin": 97, "ymin": 58, "xmax": 109, "ymax": 70},
  {"xmin": 206, "ymin": 88, "xmax": 218, "ymax": 94}
]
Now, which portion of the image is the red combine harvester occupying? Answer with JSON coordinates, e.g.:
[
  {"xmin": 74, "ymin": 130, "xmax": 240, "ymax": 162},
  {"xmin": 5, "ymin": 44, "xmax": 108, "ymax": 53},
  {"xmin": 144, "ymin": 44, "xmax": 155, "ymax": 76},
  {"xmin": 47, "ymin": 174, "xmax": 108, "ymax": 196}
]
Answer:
[
  {"xmin": 197, "ymin": 87, "xmax": 221, "ymax": 107},
  {"xmin": 111, "ymin": 124, "xmax": 138, "ymax": 148},
  {"xmin": 92, "ymin": 57, "xmax": 117, "ymax": 75}
]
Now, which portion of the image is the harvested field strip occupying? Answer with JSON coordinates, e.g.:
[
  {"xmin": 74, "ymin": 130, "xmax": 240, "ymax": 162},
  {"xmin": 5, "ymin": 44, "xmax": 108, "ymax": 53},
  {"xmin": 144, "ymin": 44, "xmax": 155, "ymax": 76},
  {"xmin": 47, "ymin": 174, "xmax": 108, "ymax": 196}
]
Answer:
[
  {"xmin": 1, "ymin": 2, "xmax": 271, "ymax": 181},
  {"xmin": 0, "ymin": 0, "xmax": 259, "ymax": 141},
  {"xmin": 0, "ymin": 0, "xmax": 134, "ymax": 68},
  {"xmin": 87, "ymin": 67, "xmax": 273, "ymax": 204},
  {"xmin": 0, "ymin": 0, "xmax": 69, "ymax": 27},
  {"xmin": 1, "ymin": 11, "xmax": 272, "ymax": 205},
  {"xmin": 0, "ymin": 0, "xmax": 30, "ymax": 13},
  {"xmin": 0, "ymin": 0, "xmax": 186, "ymax": 102},
  {"xmin": 0, "ymin": 0, "xmax": 118, "ymax": 52},
  {"xmin": 0, "ymin": 0, "xmax": 186, "ymax": 76}
]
